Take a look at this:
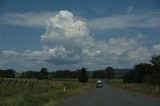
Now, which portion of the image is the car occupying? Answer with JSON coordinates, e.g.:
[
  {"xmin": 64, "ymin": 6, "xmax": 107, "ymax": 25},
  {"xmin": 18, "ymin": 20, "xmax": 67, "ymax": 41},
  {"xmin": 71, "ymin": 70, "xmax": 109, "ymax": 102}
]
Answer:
[{"xmin": 96, "ymin": 80, "xmax": 103, "ymax": 88}]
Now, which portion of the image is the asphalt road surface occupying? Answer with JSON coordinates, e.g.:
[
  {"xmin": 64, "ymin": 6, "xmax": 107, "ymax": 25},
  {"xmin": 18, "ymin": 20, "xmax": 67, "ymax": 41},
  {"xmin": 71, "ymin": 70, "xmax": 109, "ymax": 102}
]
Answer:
[{"xmin": 58, "ymin": 84, "xmax": 160, "ymax": 106}]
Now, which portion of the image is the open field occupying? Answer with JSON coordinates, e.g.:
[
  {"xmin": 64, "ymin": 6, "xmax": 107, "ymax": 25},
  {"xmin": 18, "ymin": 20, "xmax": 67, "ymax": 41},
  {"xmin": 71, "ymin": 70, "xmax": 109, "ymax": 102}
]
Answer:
[
  {"xmin": 108, "ymin": 79, "xmax": 160, "ymax": 99},
  {"xmin": 0, "ymin": 78, "xmax": 96, "ymax": 106}
]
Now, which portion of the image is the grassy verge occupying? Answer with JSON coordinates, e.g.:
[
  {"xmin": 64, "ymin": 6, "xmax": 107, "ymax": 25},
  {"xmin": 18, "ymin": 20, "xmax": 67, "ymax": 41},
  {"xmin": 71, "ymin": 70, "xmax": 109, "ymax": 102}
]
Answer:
[
  {"xmin": 108, "ymin": 79, "xmax": 160, "ymax": 99},
  {"xmin": 0, "ymin": 78, "xmax": 96, "ymax": 106}
]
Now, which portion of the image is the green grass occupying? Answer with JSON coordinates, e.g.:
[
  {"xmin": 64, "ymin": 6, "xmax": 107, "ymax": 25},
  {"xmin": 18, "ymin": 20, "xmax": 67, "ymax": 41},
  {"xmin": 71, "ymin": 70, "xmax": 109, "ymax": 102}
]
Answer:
[
  {"xmin": 108, "ymin": 79, "xmax": 160, "ymax": 99},
  {"xmin": 0, "ymin": 78, "xmax": 96, "ymax": 106}
]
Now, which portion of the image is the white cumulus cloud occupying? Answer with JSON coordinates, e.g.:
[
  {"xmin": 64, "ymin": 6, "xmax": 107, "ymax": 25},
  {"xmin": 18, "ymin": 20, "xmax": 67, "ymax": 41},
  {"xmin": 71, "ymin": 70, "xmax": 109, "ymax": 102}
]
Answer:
[
  {"xmin": 152, "ymin": 44, "xmax": 160, "ymax": 55},
  {"xmin": 41, "ymin": 10, "xmax": 95, "ymax": 65},
  {"xmin": 1, "ymin": 10, "xmax": 159, "ymax": 31},
  {"xmin": 2, "ymin": 50, "xmax": 19, "ymax": 56},
  {"xmin": 88, "ymin": 13, "xmax": 160, "ymax": 30},
  {"xmin": 0, "ymin": 10, "xmax": 158, "ymax": 70},
  {"xmin": 40, "ymin": 10, "xmax": 153, "ymax": 68},
  {"xmin": 0, "ymin": 12, "xmax": 56, "ymax": 27}
]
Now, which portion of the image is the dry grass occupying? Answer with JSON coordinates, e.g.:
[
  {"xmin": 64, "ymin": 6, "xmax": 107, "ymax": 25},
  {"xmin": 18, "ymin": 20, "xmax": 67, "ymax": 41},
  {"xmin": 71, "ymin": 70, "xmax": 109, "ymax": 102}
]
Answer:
[
  {"xmin": 109, "ymin": 79, "xmax": 160, "ymax": 99},
  {"xmin": 0, "ymin": 78, "xmax": 95, "ymax": 106}
]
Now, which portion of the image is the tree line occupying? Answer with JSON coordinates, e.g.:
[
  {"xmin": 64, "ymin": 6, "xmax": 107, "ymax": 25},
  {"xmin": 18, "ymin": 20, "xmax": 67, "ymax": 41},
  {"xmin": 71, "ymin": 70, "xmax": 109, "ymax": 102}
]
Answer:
[
  {"xmin": 92, "ymin": 67, "xmax": 114, "ymax": 80},
  {"xmin": 20, "ymin": 68, "xmax": 49, "ymax": 79},
  {"xmin": 0, "ymin": 69, "xmax": 16, "ymax": 78},
  {"xmin": 20, "ymin": 67, "xmax": 89, "ymax": 83},
  {"xmin": 0, "ymin": 66, "xmax": 116, "ymax": 83},
  {"xmin": 50, "ymin": 70, "xmax": 79, "ymax": 78},
  {"xmin": 123, "ymin": 55, "xmax": 160, "ymax": 85}
]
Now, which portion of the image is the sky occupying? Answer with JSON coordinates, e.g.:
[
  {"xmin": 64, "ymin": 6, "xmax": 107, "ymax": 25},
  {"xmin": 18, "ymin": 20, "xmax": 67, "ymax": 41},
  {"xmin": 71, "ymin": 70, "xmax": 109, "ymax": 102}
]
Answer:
[{"xmin": 0, "ymin": 0, "xmax": 160, "ymax": 71}]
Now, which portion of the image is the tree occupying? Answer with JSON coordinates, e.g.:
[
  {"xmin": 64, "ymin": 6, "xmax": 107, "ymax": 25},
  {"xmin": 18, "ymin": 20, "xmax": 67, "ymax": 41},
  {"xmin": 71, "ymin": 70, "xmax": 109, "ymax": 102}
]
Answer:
[
  {"xmin": 20, "ymin": 71, "xmax": 38, "ymax": 79},
  {"xmin": 0, "ymin": 69, "xmax": 16, "ymax": 78},
  {"xmin": 123, "ymin": 63, "xmax": 152, "ymax": 83},
  {"xmin": 105, "ymin": 67, "xmax": 114, "ymax": 80},
  {"xmin": 150, "ymin": 55, "xmax": 160, "ymax": 65},
  {"xmin": 20, "ymin": 72, "xmax": 26, "ymax": 78},
  {"xmin": 78, "ymin": 67, "xmax": 88, "ymax": 83},
  {"xmin": 92, "ymin": 70, "xmax": 106, "ymax": 79},
  {"xmin": 26, "ymin": 71, "xmax": 34, "ymax": 78},
  {"xmin": 123, "ymin": 55, "xmax": 160, "ymax": 85},
  {"xmin": 52, "ymin": 70, "xmax": 78, "ymax": 78},
  {"xmin": 145, "ymin": 55, "xmax": 160, "ymax": 85},
  {"xmin": 123, "ymin": 70, "xmax": 133, "ymax": 83},
  {"xmin": 38, "ymin": 68, "xmax": 49, "ymax": 79},
  {"xmin": 132, "ymin": 63, "xmax": 152, "ymax": 83},
  {"xmin": 150, "ymin": 55, "xmax": 160, "ymax": 75}
]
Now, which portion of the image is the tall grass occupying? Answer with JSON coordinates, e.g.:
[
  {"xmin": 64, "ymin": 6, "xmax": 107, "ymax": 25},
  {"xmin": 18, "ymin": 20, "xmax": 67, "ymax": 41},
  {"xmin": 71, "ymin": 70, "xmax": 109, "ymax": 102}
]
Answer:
[
  {"xmin": 0, "ymin": 78, "xmax": 95, "ymax": 106},
  {"xmin": 109, "ymin": 79, "xmax": 160, "ymax": 99}
]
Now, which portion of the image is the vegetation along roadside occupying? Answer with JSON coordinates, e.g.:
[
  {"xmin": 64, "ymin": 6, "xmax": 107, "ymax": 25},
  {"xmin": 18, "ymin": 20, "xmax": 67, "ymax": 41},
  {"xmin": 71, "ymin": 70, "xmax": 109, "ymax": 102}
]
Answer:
[{"xmin": 0, "ymin": 78, "xmax": 96, "ymax": 106}]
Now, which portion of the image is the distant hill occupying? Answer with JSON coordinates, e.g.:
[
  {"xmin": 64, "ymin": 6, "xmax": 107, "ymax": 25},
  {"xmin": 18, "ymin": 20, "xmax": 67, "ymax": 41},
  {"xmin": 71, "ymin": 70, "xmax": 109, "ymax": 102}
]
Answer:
[
  {"xmin": 114, "ymin": 69, "xmax": 130, "ymax": 78},
  {"xmin": 88, "ymin": 69, "xmax": 129, "ymax": 78},
  {"xmin": 114, "ymin": 69, "xmax": 129, "ymax": 74}
]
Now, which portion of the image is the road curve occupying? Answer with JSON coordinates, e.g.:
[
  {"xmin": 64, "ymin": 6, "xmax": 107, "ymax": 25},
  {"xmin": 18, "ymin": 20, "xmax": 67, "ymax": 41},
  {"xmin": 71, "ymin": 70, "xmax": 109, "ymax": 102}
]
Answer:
[{"xmin": 58, "ymin": 84, "xmax": 160, "ymax": 106}]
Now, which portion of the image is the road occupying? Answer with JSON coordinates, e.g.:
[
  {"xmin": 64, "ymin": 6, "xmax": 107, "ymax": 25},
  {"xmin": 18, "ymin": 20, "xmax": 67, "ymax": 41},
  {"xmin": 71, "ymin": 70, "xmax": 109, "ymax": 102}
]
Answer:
[{"xmin": 58, "ymin": 84, "xmax": 160, "ymax": 106}]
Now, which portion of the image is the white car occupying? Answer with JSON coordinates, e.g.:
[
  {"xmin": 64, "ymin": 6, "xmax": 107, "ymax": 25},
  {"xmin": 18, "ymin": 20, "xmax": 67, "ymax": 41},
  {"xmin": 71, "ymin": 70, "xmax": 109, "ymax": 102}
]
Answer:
[{"xmin": 96, "ymin": 80, "xmax": 103, "ymax": 88}]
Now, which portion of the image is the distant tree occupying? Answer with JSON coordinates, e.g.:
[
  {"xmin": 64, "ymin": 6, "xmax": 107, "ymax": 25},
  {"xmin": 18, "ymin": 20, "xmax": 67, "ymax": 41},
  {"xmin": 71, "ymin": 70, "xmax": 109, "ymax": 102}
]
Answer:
[
  {"xmin": 144, "ymin": 73, "xmax": 160, "ymax": 85},
  {"xmin": 123, "ymin": 63, "xmax": 153, "ymax": 83},
  {"xmin": 78, "ymin": 67, "xmax": 88, "ymax": 83},
  {"xmin": 52, "ymin": 70, "xmax": 78, "ymax": 78},
  {"xmin": 123, "ymin": 70, "xmax": 133, "ymax": 83},
  {"xmin": 150, "ymin": 55, "xmax": 160, "ymax": 75},
  {"xmin": 49, "ymin": 72, "xmax": 55, "ymax": 79},
  {"xmin": 38, "ymin": 68, "xmax": 49, "ymax": 79},
  {"xmin": 26, "ymin": 71, "xmax": 33, "ymax": 78},
  {"xmin": 92, "ymin": 70, "xmax": 106, "ymax": 79},
  {"xmin": 71, "ymin": 71, "xmax": 79, "ymax": 78},
  {"xmin": 105, "ymin": 67, "xmax": 114, "ymax": 80},
  {"xmin": 150, "ymin": 55, "xmax": 160, "ymax": 65},
  {"xmin": 20, "ymin": 72, "xmax": 26, "ymax": 78},
  {"xmin": 132, "ymin": 63, "xmax": 152, "ymax": 83},
  {"xmin": 20, "ymin": 71, "xmax": 38, "ymax": 79},
  {"xmin": 123, "ymin": 55, "xmax": 160, "ymax": 85},
  {"xmin": 0, "ymin": 69, "xmax": 16, "ymax": 78},
  {"xmin": 6, "ymin": 69, "xmax": 16, "ymax": 78},
  {"xmin": 145, "ymin": 55, "xmax": 160, "ymax": 85},
  {"xmin": 32, "ymin": 71, "xmax": 38, "ymax": 78}
]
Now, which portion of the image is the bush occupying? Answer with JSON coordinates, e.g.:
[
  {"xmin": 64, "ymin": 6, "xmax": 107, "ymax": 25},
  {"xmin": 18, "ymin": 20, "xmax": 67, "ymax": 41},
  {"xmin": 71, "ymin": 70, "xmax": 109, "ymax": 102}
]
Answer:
[
  {"xmin": 78, "ymin": 67, "xmax": 88, "ymax": 83},
  {"xmin": 0, "ymin": 69, "xmax": 16, "ymax": 78}
]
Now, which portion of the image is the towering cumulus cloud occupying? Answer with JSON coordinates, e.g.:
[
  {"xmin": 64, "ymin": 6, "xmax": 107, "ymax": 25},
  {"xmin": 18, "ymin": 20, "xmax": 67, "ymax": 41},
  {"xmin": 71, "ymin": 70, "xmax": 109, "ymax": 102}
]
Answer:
[
  {"xmin": 40, "ymin": 10, "xmax": 150, "ymax": 67},
  {"xmin": 0, "ymin": 10, "xmax": 154, "ymax": 70},
  {"xmin": 41, "ymin": 10, "xmax": 93, "ymax": 48},
  {"xmin": 41, "ymin": 10, "xmax": 95, "ymax": 64}
]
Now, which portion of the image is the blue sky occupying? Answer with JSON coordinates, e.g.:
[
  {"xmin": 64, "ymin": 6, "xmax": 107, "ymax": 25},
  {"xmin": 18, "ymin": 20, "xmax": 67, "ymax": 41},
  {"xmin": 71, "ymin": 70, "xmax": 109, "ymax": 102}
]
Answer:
[{"xmin": 0, "ymin": 0, "xmax": 160, "ymax": 71}]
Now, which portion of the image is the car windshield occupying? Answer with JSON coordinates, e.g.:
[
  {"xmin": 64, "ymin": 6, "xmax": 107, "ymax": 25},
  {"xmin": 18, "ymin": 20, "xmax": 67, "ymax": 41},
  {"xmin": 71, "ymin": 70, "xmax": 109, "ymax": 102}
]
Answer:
[{"xmin": 97, "ymin": 82, "xmax": 102, "ymax": 84}]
